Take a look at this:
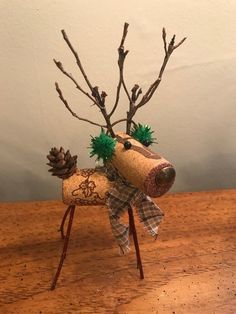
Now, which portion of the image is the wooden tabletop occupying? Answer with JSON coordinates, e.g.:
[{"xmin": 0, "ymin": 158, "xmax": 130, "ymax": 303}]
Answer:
[{"xmin": 0, "ymin": 189, "xmax": 235, "ymax": 313}]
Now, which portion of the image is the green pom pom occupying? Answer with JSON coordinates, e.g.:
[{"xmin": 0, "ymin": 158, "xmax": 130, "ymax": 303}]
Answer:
[
  {"xmin": 131, "ymin": 123, "xmax": 156, "ymax": 147},
  {"xmin": 90, "ymin": 129, "xmax": 116, "ymax": 162}
]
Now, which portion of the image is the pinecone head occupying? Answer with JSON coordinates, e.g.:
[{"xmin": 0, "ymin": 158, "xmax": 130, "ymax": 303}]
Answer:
[{"xmin": 46, "ymin": 147, "xmax": 77, "ymax": 179}]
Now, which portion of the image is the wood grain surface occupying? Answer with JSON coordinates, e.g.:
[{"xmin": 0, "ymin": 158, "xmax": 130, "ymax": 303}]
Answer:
[{"xmin": 0, "ymin": 189, "xmax": 235, "ymax": 313}]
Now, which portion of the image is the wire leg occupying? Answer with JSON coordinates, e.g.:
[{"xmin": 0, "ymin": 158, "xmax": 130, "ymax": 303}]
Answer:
[
  {"xmin": 128, "ymin": 205, "xmax": 144, "ymax": 279},
  {"xmin": 129, "ymin": 224, "xmax": 133, "ymax": 236},
  {"xmin": 58, "ymin": 205, "xmax": 71, "ymax": 239},
  {"xmin": 51, "ymin": 205, "xmax": 75, "ymax": 290}
]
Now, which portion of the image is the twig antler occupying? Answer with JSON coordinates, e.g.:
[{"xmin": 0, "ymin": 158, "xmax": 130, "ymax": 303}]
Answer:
[
  {"xmin": 109, "ymin": 22, "xmax": 131, "ymax": 118},
  {"xmin": 124, "ymin": 27, "xmax": 187, "ymax": 134},
  {"xmin": 55, "ymin": 30, "xmax": 115, "ymax": 137},
  {"xmin": 55, "ymin": 82, "xmax": 106, "ymax": 128},
  {"xmin": 54, "ymin": 23, "xmax": 186, "ymax": 137}
]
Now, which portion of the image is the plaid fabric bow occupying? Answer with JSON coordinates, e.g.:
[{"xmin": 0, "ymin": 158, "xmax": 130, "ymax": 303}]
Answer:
[{"xmin": 106, "ymin": 165, "xmax": 164, "ymax": 254}]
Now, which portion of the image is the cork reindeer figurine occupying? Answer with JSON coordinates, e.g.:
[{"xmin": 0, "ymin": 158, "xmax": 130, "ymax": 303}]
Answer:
[{"xmin": 47, "ymin": 23, "xmax": 186, "ymax": 290}]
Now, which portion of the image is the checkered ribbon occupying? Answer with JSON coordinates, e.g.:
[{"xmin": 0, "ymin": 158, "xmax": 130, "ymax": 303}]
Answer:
[{"xmin": 106, "ymin": 165, "xmax": 164, "ymax": 254}]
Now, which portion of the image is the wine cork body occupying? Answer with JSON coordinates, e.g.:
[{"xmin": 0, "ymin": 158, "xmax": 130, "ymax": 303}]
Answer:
[
  {"xmin": 62, "ymin": 168, "xmax": 113, "ymax": 206},
  {"xmin": 111, "ymin": 132, "xmax": 175, "ymax": 197}
]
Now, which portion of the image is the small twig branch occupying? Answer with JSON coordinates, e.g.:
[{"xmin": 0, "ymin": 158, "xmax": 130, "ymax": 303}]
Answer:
[
  {"xmin": 120, "ymin": 22, "xmax": 129, "ymax": 47},
  {"xmin": 57, "ymin": 29, "xmax": 116, "ymax": 136},
  {"xmin": 61, "ymin": 29, "xmax": 94, "ymax": 93},
  {"xmin": 173, "ymin": 37, "xmax": 187, "ymax": 49},
  {"xmin": 55, "ymin": 82, "xmax": 106, "ymax": 128},
  {"xmin": 162, "ymin": 27, "xmax": 167, "ymax": 54},
  {"xmin": 53, "ymin": 59, "xmax": 103, "ymax": 109},
  {"xmin": 122, "ymin": 73, "xmax": 132, "ymax": 102},
  {"xmin": 109, "ymin": 22, "xmax": 131, "ymax": 117},
  {"xmin": 111, "ymin": 118, "xmax": 136, "ymax": 128},
  {"xmin": 101, "ymin": 91, "xmax": 107, "ymax": 107},
  {"xmin": 131, "ymin": 84, "xmax": 142, "ymax": 102},
  {"xmin": 136, "ymin": 30, "xmax": 186, "ymax": 109},
  {"xmin": 125, "ymin": 28, "xmax": 186, "ymax": 134},
  {"xmin": 61, "ymin": 30, "xmax": 108, "ymax": 109},
  {"xmin": 119, "ymin": 23, "xmax": 132, "ymax": 103}
]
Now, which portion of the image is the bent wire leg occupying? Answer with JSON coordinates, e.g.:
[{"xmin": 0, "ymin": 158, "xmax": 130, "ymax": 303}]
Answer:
[
  {"xmin": 51, "ymin": 204, "xmax": 75, "ymax": 290},
  {"xmin": 58, "ymin": 205, "xmax": 71, "ymax": 239},
  {"xmin": 127, "ymin": 205, "xmax": 144, "ymax": 279}
]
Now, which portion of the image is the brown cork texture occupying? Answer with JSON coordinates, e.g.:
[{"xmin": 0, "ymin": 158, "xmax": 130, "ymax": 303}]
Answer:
[
  {"xmin": 62, "ymin": 168, "xmax": 113, "ymax": 206},
  {"xmin": 112, "ymin": 132, "xmax": 175, "ymax": 197}
]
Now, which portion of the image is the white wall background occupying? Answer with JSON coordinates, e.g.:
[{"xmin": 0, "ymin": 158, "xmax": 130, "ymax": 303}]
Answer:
[{"xmin": 0, "ymin": 0, "xmax": 235, "ymax": 201}]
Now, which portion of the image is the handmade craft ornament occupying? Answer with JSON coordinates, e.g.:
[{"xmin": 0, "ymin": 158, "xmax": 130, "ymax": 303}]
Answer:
[{"xmin": 47, "ymin": 22, "xmax": 186, "ymax": 290}]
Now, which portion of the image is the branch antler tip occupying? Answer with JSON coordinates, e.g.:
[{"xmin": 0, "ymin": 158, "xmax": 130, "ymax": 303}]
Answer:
[{"xmin": 61, "ymin": 29, "xmax": 67, "ymax": 39}]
